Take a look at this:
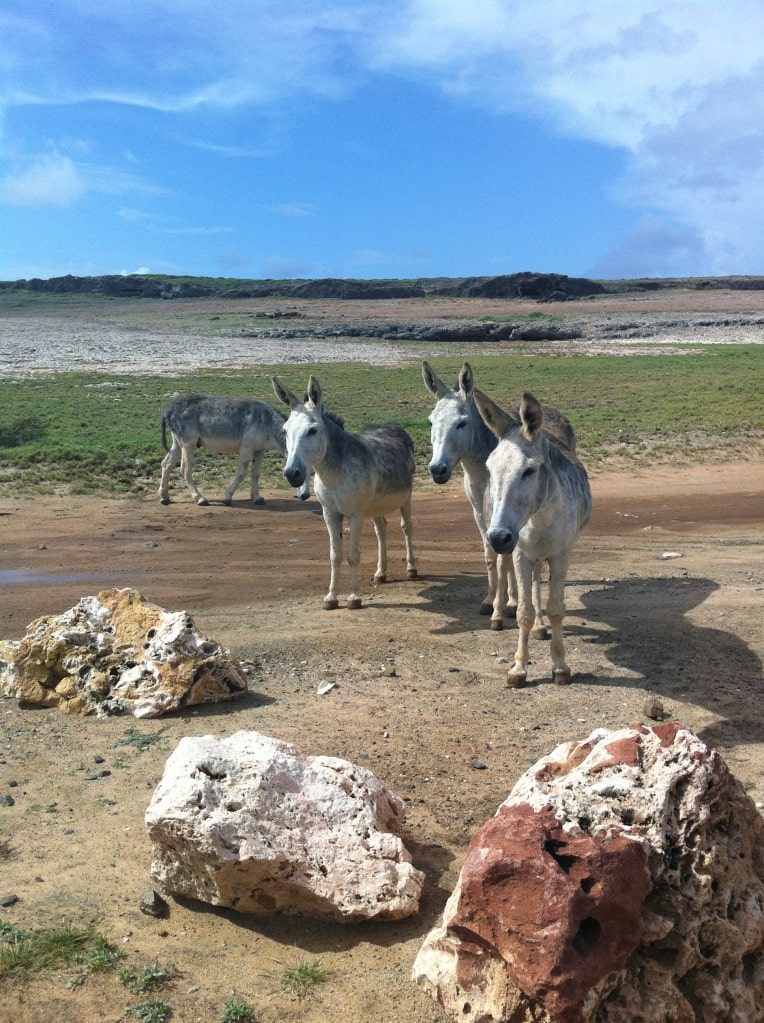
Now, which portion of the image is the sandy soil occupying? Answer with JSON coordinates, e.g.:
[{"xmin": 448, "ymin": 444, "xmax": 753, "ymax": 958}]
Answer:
[
  {"xmin": 0, "ymin": 287, "xmax": 763, "ymax": 1022},
  {"xmin": 1, "ymin": 462, "xmax": 763, "ymax": 1023}
]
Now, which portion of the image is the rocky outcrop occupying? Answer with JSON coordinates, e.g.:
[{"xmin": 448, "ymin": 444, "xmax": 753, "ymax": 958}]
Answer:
[
  {"xmin": 0, "ymin": 587, "xmax": 247, "ymax": 717},
  {"xmin": 413, "ymin": 723, "xmax": 764, "ymax": 1023},
  {"xmin": 145, "ymin": 730, "xmax": 425, "ymax": 922}
]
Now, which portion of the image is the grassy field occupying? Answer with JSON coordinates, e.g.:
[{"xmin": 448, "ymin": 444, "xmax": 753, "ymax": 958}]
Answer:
[{"xmin": 0, "ymin": 345, "xmax": 762, "ymax": 497}]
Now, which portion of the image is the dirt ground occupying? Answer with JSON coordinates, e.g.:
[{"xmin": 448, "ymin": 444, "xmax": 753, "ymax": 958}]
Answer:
[
  {"xmin": 1, "ymin": 460, "xmax": 763, "ymax": 1023},
  {"xmin": 0, "ymin": 286, "xmax": 763, "ymax": 1022}
]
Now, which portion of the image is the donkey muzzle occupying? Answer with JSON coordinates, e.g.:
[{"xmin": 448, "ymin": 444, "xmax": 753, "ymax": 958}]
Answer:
[
  {"xmin": 284, "ymin": 465, "xmax": 306, "ymax": 488},
  {"xmin": 487, "ymin": 527, "xmax": 517, "ymax": 555},
  {"xmin": 428, "ymin": 460, "xmax": 452, "ymax": 485}
]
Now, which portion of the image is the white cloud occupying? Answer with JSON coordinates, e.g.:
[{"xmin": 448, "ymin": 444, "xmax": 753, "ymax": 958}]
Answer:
[{"xmin": 0, "ymin": 151, "xmax": 85, "ymax": 206}]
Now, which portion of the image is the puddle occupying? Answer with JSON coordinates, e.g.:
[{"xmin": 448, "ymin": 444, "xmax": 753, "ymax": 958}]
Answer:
[{"xmin": 0, "ymin": 569, "xmax": 132, "ymax": 586}]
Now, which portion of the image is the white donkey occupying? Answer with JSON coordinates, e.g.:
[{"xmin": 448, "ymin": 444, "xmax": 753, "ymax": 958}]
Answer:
[
  {"xmin": 272, "ymin": 375, "xmax": 418, "ymax": 610},
  {"xmin": 423, "ymin": 360, "xmax": 575, "ymax": 634},
  {"xmin": 158, "ymin": 393, "xmax": 309, "ymax": 506},
  {"xmin": 473, "ymin": 387, "xmax": 591, "ymax": 686}
]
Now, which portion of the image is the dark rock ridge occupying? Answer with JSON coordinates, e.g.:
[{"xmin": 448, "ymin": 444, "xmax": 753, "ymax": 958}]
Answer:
[{"xmin": 0, "ymin": 271, "xmax": 604, "ymax": 301}]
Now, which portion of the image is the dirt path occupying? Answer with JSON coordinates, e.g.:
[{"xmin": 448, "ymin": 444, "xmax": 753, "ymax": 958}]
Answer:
[{"xmin": 1, "ymin": 461, "xmax": 762, "ymax": 1022}]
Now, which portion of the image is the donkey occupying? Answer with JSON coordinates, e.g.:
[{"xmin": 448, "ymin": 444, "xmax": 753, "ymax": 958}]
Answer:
[
  {"xmin": 158, "ymin": 393, "xmax": 309, "ymax": 506},
  {"xmin": 272, "ymin": 375, "xmax": 418, "ymax": 610},
  {"xmin": 422, "ymin": 360, "xmax": 575, "ymax": 634},
  {"xmin": 473, "ymin": 387, "xmax": 591, "ymax": 686}
]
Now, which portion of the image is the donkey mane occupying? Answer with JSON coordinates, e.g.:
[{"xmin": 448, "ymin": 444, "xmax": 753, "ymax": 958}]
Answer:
[{"xmin": 322, "ymin": 407, "xmax": 345, "ymax": 430}]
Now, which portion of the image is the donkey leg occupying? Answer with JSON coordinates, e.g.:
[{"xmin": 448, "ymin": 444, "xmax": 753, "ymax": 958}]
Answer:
[
  {"xmin": 180, "ymin": 442, "xmax": 208, "ymax": 505},
  {"xmin": 322, "ymin": 508, "xmax": 343, "ymax": 610},
  {"xmin": 372, "ymin": 516, "xmax": 388, "ymax": 583},
  {"xmin": 482, "ymin": 538, "xmax": 499, "ymax": 619},
  {"xmin": 223, "ymin": 448, "xmax": 252, "ymax": 505},
  {"xmin": 507, "ymin": 554, "xmax": 533, "ymax": 687},
  {"xmin": 346, "ymin": 514, "xmax": 364, "ymax": 609},
  {"xmin": 248, "ymin": 450, "xmax": 265, "ymax": 505},
  {"xmin": 158, "ymin": 441, "xmax": 181, "ymax": 504},
  {"xmin": 490, "ymin": 553, "xmax": 511, "ymax": 631},
  {"xmin": 531, "ymin": 561, "xmax": 549, "ymax": 640},
  {"xmin": 547, "ymin": 555, "xmax": 571, "ymax": 684},
  {"xmin": 399, "ymin": 496, "xmax": 418, "ymax": 579}
]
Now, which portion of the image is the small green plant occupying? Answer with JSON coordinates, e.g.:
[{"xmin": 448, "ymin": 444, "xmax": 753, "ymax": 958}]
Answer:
[
  {"xmin": 119, "ymin": 726, "xmax": 168, "ymax": 752},
  {"xmin": 0, "ymin": 921, "xmax": 124, "ymax": 983},
  {"xmin": 123, "ymin": 1000, "xmax": 171, "ymax": 1023},
  {"xmin": 119, "ymin": 961, "xmax": 176, "ymax": 994},
  {"xmin": 220, "ymin": 998, "xmax": 256, "ymax": 1023},
  {"xmin": 278, "ymin": 959, "xmax": 329, "ymax": 1000}
]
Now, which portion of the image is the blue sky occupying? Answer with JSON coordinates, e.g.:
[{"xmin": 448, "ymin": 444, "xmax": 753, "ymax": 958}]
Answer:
[{"xmin": 1, "ymin": 1, "xmax": 763, "ymax": 282}]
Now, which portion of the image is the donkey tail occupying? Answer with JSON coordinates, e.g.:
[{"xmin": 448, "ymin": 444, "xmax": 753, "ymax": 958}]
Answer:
[{"xmin": 161, "ymin": 414, "xmax": 170, "ymax": 452}]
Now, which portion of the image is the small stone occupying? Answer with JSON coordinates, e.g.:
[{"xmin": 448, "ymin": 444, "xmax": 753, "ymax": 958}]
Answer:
[
  {"xmin": 0, "ymin": 894, "xmax": 19, "ymax": 907},
  {"xmin": 643, "ymin": 696, "xmax": 665, "ymax": 720},
  {"xmin": 94, "ymin": 756, "xmax": 105, "ymax": 764},
  {"xmin": 1, "ymin": 794, "xmax": 15, "ymax": 806},
  {"xmin": 140, "ymin": 889, "xmax": 169, "ymax": 918},
  {"xmin": 470, "ymin": 761, "xmax": 487, "ymax": 771}
]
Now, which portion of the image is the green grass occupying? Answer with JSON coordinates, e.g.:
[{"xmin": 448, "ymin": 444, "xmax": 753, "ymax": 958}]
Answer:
[
  {"xmin": 219, "ymin": 999, "xmax": 257, "ymax": 1023},
  {"xmin": 123, "ymin": 1000, "xmax": 171, "ymax": 1023},
  {"xmin": 119, "ymin": 726, "xmax": 169, "ymax": 753},
  {"xmin": 276, "ymin": 959, "xmax": 329, "ymax": 1000},
  {"xmin": 0, "ymin": 920, "xmax": 125, "ymax": 983},
  {"xmin": 119, "ymin": 961, "xmax": 177, "ymax": 994},
  {"xmin": 0, "ymin": 346, "xmax": 762, "ymax": 496}
]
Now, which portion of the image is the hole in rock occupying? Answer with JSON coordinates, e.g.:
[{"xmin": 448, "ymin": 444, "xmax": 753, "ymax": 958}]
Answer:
[{"xmin": 572, "ymin": 916, "xmax": 602, "ymax": 955}]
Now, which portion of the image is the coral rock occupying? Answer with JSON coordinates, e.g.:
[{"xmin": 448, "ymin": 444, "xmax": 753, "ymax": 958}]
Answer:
[
  {"xmin": 413, "ymin": 724, "xmax": 764, "ymax": 1023},
  {"xmin": 145, "ymin": 730, "xmax": 424, "ymax": 922},
  {"xmin": 0, "ymin": 588, "xmax": 247, "ymax": 717}
]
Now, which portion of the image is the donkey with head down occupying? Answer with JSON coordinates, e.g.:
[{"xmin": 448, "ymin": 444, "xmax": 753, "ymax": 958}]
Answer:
[
  {"xmin": 423, "ymin": 360, "xmax": 576, "ymax": 634},
  {"xmin": 473, "ymin": 387, "xmax": 591, "ymax": 687},
  {"xmin": 272, "ymin": 374, "xmax": 418, "ymax": 610},
  {"xmin": 158, "ymin": 393, "xmax": 309, "ymax": 506}
]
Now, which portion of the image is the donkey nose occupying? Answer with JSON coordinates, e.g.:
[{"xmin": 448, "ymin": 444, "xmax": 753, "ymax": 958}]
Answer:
[
  {"xmin": 428, "ymin": 460, "xmax": 452, "ymax": 485},
  {"xmin": 284, "ymin": 466, "xmax": 305, "ymax": 488},
  {"xmin": 488, "ymin": 527, "xmax": 516, "ymax": 555}
]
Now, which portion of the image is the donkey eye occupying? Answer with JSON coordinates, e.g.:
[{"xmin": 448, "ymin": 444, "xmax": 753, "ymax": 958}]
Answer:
[
  {"xmin": 307, "ymin": 425, "xmax": 318, "ymax": 436},
  {"xmin": 456, "ymin": 419, "xmax": 468, "ymax": 429},
  {"xmin": 521, "ymin": 466, "xmax": 536, "ymax": 479}
]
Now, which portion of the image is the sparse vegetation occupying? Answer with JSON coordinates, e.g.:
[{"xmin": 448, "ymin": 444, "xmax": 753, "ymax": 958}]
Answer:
[
  {"xmin": 220, "ymin": 999, "xmax": 257, "ymax": 1023},
  {"xmin": 119, "ymin": 726, "xmax": 168, "ymax": 752},
  {"xmin": 276, "ymin": 959, "xmax": 329, "ymax": 1000},
  {"xmin": 0, "ymin": 920, "xmax": 124, "ymax": 983},
  {"xmin": 120, "ymin": 961, "xmax": 177, "ymax": 994},
  {"xmin": 123, "ymin": 1000, "xmax": 172, "ymax": 1023}
]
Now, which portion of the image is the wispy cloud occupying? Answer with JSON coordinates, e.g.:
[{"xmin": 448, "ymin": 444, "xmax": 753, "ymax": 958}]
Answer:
[
  {"xmin": 265, "ymin": 202, "xmax": 315, "ymax": 219},
  {"xmin": 0, "ymin": 151, "xmax": 85, "ymax": 206}
]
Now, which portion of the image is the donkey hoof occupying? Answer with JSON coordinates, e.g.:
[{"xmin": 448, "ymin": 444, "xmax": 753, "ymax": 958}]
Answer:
[
  {"xmin": 347, "ymin": 596, "xmax": 363, "ymax": 610},
  {"xmin": 490, "ymin": 618, "xmax": 504, "ymax": 632},
  {"xmin": 479, "ymin": 602, "xmax": 493, "ymax": 616},
  {"xmin": 505, "ymin": 606, "xmax": 518, "ymax": 620},
  {"xmin": 323, "ymin": 597, "xmax": 339, "ymax": 611},
  {"xmin": 407, "ymin": 568, "xmax": 419, "ymax": 580},
  {"xmin": 252, "ymin": 497, "xmax": 265, "ymax": 506},
  {"xmin": 553, "ymin": 668, "xmax": 572, "ymax": 686},
  {"xmin": 223, "ymin": 498, "xmax": 233, "ymax": 507},
  {"xmin": 196, "ymin": 497, "xmax": 209, "ymax": 506},
  {"xmin": 507, "ymin": 671, "xmax": 527, "ymax": 689},
  {"xmin": 374, "ymin": 573, "xmax": 387, "ymax": 584},
  {"xmin": 159, "ymin": 497, "xmax": 170, "ymax": 506},
  {"xmin": 532, "ymin": 626, "xmax": 550, "ymax": 641}
]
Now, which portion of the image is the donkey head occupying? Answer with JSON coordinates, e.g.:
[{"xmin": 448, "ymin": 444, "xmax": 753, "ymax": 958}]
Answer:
[
  {"xmin": 422, "ymin": 360, "xmax": 483, "ymax": 484},
  {"xmin": 271, "ymin": 375, "xmax": 328, "ymax": 488},
  {"xmin": 473, "ymin": 389, "xmax": 546, "ymax": 554}
]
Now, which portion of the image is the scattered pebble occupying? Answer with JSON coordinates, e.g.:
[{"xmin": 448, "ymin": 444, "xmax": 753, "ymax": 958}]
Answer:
[
  {"xmin": 643, "ymin": 697, "xmax": 665, "ymax": 721},
  {"xmin": 316, "ymin": 682, "xmax": 336, "ymax": 696},
  {"xmin": 660, "ymin": 551, "xmax": 682, "ymax": 560},
  {"xmin": 0, "ymin": 894, "xmax": 19, "ymax": 907},
  {"xmin": 140, "ymin": 889, "xmax": 169, "ymax": 918}
]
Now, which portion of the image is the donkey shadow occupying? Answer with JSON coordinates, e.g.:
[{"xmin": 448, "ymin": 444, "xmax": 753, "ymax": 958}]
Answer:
[{"xmin": 570, "ymin": 574, "xmax": 764, "ymax": 750}]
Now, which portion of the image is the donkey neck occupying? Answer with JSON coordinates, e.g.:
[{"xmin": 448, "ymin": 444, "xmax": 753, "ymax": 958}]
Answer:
[{"xmin": 463, "ymin": 402, "xmax": 498, "ymax": 473}]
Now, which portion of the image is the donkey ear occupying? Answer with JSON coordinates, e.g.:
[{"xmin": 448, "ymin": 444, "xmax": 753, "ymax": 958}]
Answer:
[
  {"xmin": 457, "ymin": 362, "xmax": 474, "ymax": 398},
  {"xmin": 272, "ymin": 376, "xmax": 300, "ymax": 409},
  {"xmin": 520, "ymin": 392, "xmax": 544, "ymax": 440},
  {"xmin": 422, "ymin": 360, "xmax": 450, "ymax": 398},
  {"xmin": 473, "ymin": 388, "xmax": 515, "ymax": 439},
  {"xmin": 306, "ymin": 375, "xmax": 323, "ymax": 408}
]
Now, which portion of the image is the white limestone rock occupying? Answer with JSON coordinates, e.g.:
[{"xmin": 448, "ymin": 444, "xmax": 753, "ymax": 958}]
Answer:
[
  {"xmin": 145, "ymin": 730, "xmax": 425, "ymax": 922},
  {"xmin": 0, "ymin": 587, "xmax": 247, "ymax": 717}
]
